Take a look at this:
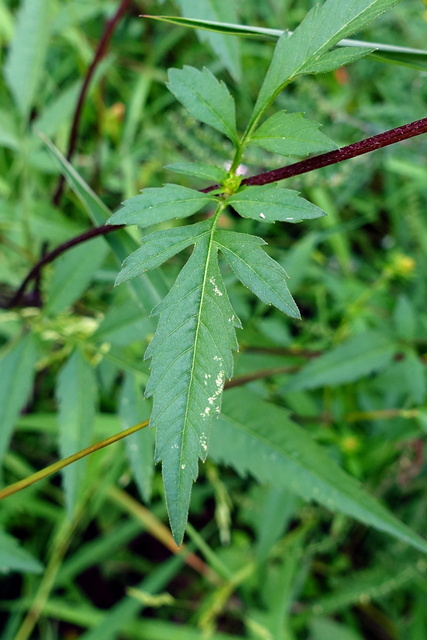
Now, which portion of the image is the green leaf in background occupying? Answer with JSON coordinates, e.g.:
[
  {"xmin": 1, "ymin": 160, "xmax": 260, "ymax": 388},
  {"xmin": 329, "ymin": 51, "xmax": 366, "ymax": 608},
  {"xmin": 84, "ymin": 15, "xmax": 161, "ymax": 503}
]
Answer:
[
  {"xmin": 300, "ymin": 45, "xmax": 375, "ymax": 75},
  {"xmin": 56, "ymin": 349, "xmax": 98, "ymax": 516},
  {"xmin": 4, "ymin": 0, "xmax": 50, "ymax": 119},
  {"xmin": 253, "ymin": 486, "xmax": 297, "ymax": 563},
  {"xmin": 32, "ymin": 82, "xmax": 81, "ymax": 139},
  {"xmin": 0, "ymin": 109, "xmax": 20, "ymax": 150},
  {"xmin": 306, "ymin": 563, "xmax": 421, "ymax": 617},
  {"xmin": 227, "ymin": 185, "xmax": 326, "ymax": 224},
  {"xmin": 115, "ymin": 220, "xmax": 211, "ymax": 285},
  {"xmin": 210, "ymin": 389, "xmax": 427, "ymax": 553},
  {"xmin": 167, "ymin": 66, "xmax": 238, "ymax": 143},
  {"xmin": 146, "ymin": 232, "xmax": 240, "ymax": 544},
  {"xmin": 309, "ymin": 618, "xmax": 363, "ymax": 640},
  {"xmin": 252, "ymin": 0, "xmax": 401, "ymax": 125},
  {"xmin": 93, "ymin": 298, "xmax": 154, "ymax": 348},
  {"xmin": 165, "ymin": 162, "xmax": 228, "ymax": 183},
  {"xmin": 144, "ymin": 15, "xmax": 427, "ymax": 72},
  {"xmin": 41, "ymin": 134, "xmax": 169, "ymax": 314},
  {"xmin": 0, "ymin": 333, "xmax": 38, "ymax": 465},
  {"xmin": 216, "ymin": 230, "xmax": 300, "ymax": 319},
  {"xmin": 0, "ymin": 530, "xmax": 43, "ymax": 575},
  {"xmin": 393, "ymin": 294, "xmax": 416, "ymax": 341},
  {"xmin": 250, "ymin": 112, "xmax": 337, "ymax": 157},
  {"xmin": 175, "ymin": 0, "xmax": 241, "ymax": 80},
  {"xmin": 119, "ymin": 373, "xmax": 154, "ymax": 503},
  {"xmin": 107, "ymin": 184, "xmax": 217, "ymax": 228},
  {"xmin": 283, "ymin": 331, "xmax": 398, "ymax": 391},
  {"xmin": 45, "ymin": 237, "xmax": 109, "ymax": 315},
  {"xmin": 402, "ymin": 350, "xmax": 426, "ymax": 405}
]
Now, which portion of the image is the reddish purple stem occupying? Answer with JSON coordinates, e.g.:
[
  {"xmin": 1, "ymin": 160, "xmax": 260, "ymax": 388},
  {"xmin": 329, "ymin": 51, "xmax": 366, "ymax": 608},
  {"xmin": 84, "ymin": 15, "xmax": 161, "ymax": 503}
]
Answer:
[
  {"xmin": 8, "ymin": 116, "xmax": 427, "ymax": 308},
  {"xmin": 52, "ymin": 0, "xmax": 132, "ymax": 206}
]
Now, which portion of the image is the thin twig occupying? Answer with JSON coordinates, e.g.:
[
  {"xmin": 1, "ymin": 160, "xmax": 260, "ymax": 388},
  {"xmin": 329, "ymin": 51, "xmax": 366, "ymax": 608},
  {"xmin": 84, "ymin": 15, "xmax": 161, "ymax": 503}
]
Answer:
[
  {"xmin": 0, "ymin": 419, "xmax": 149, "ymax": 501},
  {"xmin": 9, "ymin": 116, "xmax": 427, "ymax": 308},
  {"xmin": 52, "ymin": 0, "xmax": 133, "ymax": 205},
  {"xmin": 203, "ymin": 116, "xmax": 427, "ymax": 192},
  {"xmin": 7, "ymin": 224, "xmax": 123, "ymax": 308}
]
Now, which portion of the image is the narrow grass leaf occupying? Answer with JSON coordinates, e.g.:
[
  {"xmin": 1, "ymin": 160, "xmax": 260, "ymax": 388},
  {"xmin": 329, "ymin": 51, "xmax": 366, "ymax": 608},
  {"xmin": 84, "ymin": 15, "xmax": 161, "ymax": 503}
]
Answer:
[
  {"xmin": 227, "ymin": 185, "xmax": 326, "ymax": 224},
  {"xmin": 108, "ymin": 184, "xmax": 217, "ymax": 228},
  {"xmin": 210, "ymin": 389, "xmax": 427, "ymax": 554},
  {"xmin": 283, "ymin": 331, "xmax": 397, "ymax": 391},
  {"xmin": 167, "ymin": 66, "xmax": 238, "ymax": 143},
  {"xmin": 370, "ymin": 49, "xmax": 427, "ymax": 71},
  {"xmin": 0, "ymin": 530, "xmax": 43, "ymax": 574},
  {"xmin": 166, "ymin": 162, "xmax": 228, "ymax": 183},
  {"xmin": 216, "ymin": 230, "xmax": 300, "ymax": 319},
  {"xmin": 144, "ymin": 16, "xmax": 427, "ymax": 72},
  {"xmin": 4, "ymin": 0, "xmax": 50, "ymax": 119},
  {"xmin": 115, "ymin": 220, "xmax": 211, "ymax": 285},
  {"xmin": 45, "ymin": 237, "xmax": 108, "ymax": 315},
  {"xmin": 119, "ymin": 373, "xmax": 154, "ymax": 503},
  {"xmin": 251, "ymin": 112, "xmax": 337, "ymax": 157},
  {"xmin": 146, "ymin": 232, "xmax": 240, "ymax": 544},
  {"xmin": 56, "ymin": 349, "xmax": 97, "ymax": 516},
  {"xmin": 175, "ymin": 0, "xmax": 241, "ymax": 80},
  {"xmin": 251, "ymin": 0, "xmax": 401, "ymax": 125},
  {"xmin": 0, "ymin": 333, "xmax": 38, "ymax": 465},
  {"xmin": 41, "ymin": 135, "xmax": 169, "ymax": 312}
]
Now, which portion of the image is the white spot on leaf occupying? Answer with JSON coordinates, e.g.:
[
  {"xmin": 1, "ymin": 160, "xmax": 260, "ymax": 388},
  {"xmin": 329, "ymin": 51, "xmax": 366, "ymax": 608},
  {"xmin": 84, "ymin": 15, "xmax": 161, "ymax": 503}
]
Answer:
[{"xmin": 209, "ymin": 277, "xmax": 223, "ymax": 296}]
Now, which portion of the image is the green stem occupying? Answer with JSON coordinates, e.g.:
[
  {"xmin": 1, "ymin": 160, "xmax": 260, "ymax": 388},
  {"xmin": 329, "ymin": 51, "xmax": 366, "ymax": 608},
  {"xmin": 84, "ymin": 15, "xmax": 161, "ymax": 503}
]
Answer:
[
  {"xmin": 0, "ymin": 419, "xmax": 149, "ymax": 501},
  {"xmin": 229, "ymin": 78, "xmax": 294, "ymax": 176}
]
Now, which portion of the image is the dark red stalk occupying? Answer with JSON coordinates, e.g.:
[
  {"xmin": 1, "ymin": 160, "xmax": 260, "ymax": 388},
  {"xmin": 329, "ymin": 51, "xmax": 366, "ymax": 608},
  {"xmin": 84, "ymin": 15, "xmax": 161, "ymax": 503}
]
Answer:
[
  {"xmin": 240, "ymin": 116, "xmax": 427, "ymax": 187},
  {"xmin": 52, "ymin": 0, "xmax": 132, "ymax": 206},
  {"xmin": 9, "ymin": 116, "xmax": 427, "ymax": 308},
  {"xmin": 7, "ymin": 225, "xmax": 122, "ymax": 309}
]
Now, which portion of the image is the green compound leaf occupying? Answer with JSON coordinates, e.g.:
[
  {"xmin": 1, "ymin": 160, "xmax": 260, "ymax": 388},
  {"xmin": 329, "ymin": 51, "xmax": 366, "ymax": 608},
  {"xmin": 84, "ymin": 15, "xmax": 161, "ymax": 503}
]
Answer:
[
  {"xmin": 145, "ymin": 229, "xmax": 240, "ymax": 544},
  {"xmin": 115, "ymin": 220, "xmax": 211, "ymax": 285},
  {"xmin": 166, "ymin": 162, "xmax": 228, "ymax": 184},
  {"xmin": 300, "ymin": 45, "xmax": 375, "ymax": 75},
  {"xmin": 107, "ymin": 184, "xmax": 216, "ymax": 228},
  {"xmin": 210, "ymin": 389, "xmax": 427, "ymax": 554},
  {"xmin": 251, "ymin": 0, "xmax": 401, "ymax": 126},
  {"xmin": 216, "ymin": 230, "xmax": 300, "ymax": 319},
  {"xmin": 167, "ymin": 66, "xmax": 238, "ymax": 144},
  {"xmin": 227, "ymin": 185, "xmax": 326, "ymax": 224},
  {"xmin": 250, "ymin": 112, "xmax": 337, "ymax": 158}
]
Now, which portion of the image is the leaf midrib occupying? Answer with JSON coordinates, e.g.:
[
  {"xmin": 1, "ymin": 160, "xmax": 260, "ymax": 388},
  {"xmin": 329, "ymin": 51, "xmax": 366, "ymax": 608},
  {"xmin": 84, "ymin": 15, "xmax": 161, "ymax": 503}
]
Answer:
[
  {"xmin": 178, "ymin": 219, "xmax": 218, "ymax": 489},
  {"xmin": 217, "ymin": 242, "xmax": 297, "ymax": 317}
]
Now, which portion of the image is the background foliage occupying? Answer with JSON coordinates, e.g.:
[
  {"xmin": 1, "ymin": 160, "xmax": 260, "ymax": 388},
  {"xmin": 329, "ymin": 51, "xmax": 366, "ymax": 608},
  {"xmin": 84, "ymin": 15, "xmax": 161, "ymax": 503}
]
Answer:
[{"xmin": 1, "ymin": 0, "xmax": 427, "ymax": 638}]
